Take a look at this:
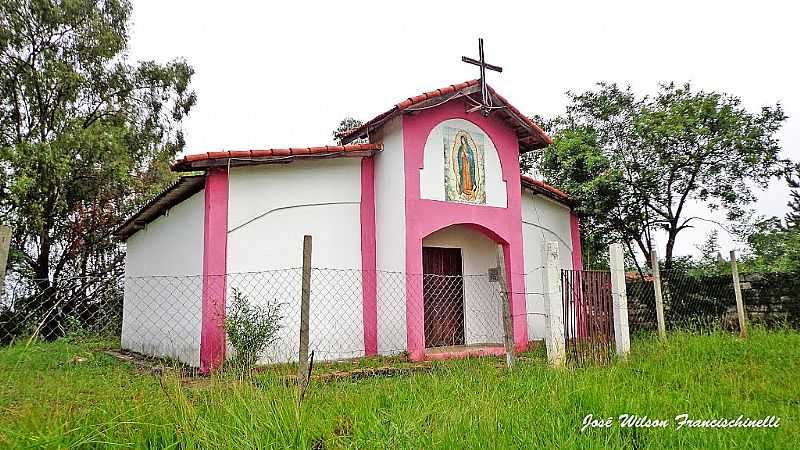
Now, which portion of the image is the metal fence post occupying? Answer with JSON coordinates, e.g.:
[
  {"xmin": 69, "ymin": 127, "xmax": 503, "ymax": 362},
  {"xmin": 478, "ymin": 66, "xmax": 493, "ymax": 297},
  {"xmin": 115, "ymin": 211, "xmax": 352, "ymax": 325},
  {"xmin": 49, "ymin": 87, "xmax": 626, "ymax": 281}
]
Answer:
[
  {"xmin": 650, "ymin": 242, "xmax": 667, "ymax": 340},
  {"xmin": 298, "ymin": 235, "xmax": 312, "ymax": 387},
  {"xmin": 730, "ymin": 250, "xmax": 748, "ymax": 338},
  {"xmin": 609, "ymin": 243, "xmax": 631, "ymax": 357},
  {"xmin": 542, "ymin": 241, "xmax": 565, "ymax": 367},
  {"xmin": 495, "ymin": 245, "xmax": 515, "ymax": 368}
]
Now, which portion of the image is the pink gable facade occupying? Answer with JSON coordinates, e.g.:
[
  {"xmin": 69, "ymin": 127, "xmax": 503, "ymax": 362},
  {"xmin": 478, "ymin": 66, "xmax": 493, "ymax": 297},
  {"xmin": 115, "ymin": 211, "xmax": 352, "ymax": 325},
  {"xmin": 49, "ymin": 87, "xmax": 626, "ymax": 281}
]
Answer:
[{"xmin": 401, "ymin": 99, "xmax": 530, "ymax": 358}]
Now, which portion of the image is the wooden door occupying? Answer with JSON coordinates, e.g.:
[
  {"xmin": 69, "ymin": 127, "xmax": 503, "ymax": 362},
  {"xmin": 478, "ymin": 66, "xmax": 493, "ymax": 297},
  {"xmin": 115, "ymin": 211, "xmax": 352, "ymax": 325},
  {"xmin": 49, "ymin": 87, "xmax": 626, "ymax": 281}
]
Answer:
[{"xmin": 423, "ymin": 247, "xmax": 465, "ymax": 348}]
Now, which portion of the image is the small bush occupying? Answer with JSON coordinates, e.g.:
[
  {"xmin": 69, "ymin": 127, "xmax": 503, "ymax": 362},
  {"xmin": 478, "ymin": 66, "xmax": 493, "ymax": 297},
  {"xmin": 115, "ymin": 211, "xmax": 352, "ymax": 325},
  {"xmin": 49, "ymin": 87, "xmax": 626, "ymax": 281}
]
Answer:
[
  {"xmin": 224, "ymin": 288, "xmax": 283, "ymax": 369},
  {"xmin": 62, "ymin": 316, "xmax": 90, "ymax": 343}
]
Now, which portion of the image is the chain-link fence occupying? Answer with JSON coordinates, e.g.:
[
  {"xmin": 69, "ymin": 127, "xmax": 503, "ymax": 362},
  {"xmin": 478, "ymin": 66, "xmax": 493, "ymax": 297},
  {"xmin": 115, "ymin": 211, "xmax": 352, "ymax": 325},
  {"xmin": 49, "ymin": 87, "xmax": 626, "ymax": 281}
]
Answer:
[
  {"xmin": 626, "ymin": 270, "xmax": 800, "ymax": 335},
  {"xmin": 1, "ymin": 275, "xmax": 123, "ymax": 346},
  {"xmin": 1, "ymin": 268, "xmax": 511, "ymax": 369}
]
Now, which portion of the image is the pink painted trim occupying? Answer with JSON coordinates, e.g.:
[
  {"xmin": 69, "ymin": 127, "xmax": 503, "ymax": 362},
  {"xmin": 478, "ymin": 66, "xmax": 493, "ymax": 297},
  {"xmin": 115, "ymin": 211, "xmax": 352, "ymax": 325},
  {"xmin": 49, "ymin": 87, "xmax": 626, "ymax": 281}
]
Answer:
[
  {"xmin": 200, "ymin": 168, "xmax": 229, "ymax": 374},
  {"xmin": 402, "ymin": 100, "xmax": 530, "ymax": 361},
  {"xmin": 424, "ymin": 346, "xmax": 506, "ymax": 361},
  {"xmin": 570, "ymin": 213, "xmax": 583, "ymax": 271},
  {"xmin": 360, "ymin": 156, "xmax": 378, "ymax": 356}
]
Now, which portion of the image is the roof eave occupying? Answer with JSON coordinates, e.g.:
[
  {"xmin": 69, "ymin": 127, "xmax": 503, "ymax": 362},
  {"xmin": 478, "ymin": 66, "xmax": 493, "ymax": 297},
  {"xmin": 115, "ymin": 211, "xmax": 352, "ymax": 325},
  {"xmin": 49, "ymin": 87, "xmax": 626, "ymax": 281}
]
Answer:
[
  {"xmin": 172, "ymin": 148, "xmax": 381, "ymax": 172},
  {"xmin": 114, "ymin": 175, "xmax": 206, "ymax": 240},
  {"xmin": 520, "ymin": 177, "xmax": 574, "ymax": 208}
]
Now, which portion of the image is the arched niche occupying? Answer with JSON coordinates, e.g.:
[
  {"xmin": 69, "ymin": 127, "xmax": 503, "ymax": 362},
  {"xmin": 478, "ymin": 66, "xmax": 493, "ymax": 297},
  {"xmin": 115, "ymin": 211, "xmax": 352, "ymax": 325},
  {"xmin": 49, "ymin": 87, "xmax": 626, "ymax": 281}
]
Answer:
[{"xmin": 419, "ymin": 118, "xmax": 507, "ymax": 208}]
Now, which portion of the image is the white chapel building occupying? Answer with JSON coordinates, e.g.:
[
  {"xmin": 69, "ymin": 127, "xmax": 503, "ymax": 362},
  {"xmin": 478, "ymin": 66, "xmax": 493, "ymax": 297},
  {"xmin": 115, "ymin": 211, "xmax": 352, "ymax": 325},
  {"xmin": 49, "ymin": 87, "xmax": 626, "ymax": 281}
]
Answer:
[{"xmin": 116, "ymin": 79, "xmax": 582, "ymax": 371}]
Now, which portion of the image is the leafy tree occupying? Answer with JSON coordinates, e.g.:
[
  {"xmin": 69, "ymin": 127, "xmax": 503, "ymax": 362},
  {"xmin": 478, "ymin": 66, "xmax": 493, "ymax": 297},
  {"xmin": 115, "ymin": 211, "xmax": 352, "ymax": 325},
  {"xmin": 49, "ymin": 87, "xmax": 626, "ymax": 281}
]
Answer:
[
  {"xmin": 332, "ymin": 117, "xmax": 363, "ymax": 145},
  {"xmin": 695, "ymin": 230, "xmax": 721, "ymax": 261},
  {"xmin": 532, "ymin": 82, "xmax": 788, "ymax": 273},
  {"xmin": 785, "ymin": 164, "xmax": 800, "ymax": 230},
  {"xmin": 690, "ymin": 230, "xmax": 727, "ymax": 276},
  {"xmin": 740, "ymin": 217, "xmax": 800, "ymax": 273},
  {"xmin": 0, "ymin": 0, "xmax": 195, "ymax": 337}
]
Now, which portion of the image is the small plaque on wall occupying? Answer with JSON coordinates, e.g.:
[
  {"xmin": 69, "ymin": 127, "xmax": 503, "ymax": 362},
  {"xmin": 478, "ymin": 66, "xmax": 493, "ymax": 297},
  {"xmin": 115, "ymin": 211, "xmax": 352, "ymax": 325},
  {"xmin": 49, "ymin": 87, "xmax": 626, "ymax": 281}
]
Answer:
[{"xmin": 488, "ymin": 267, "xmax": 499, "ymax": 282}]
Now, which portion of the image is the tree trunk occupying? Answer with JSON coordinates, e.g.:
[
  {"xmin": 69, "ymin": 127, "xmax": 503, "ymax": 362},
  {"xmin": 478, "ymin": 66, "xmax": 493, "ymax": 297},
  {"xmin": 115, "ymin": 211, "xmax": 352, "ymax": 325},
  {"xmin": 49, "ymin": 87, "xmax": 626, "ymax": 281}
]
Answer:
[
  {"xmin": 35, "ymin": 223, "xmax": 61, "ymax": 340},
  {"xmin": 664, "ymin": 228, "xmax": 677, "ymax": 276}
]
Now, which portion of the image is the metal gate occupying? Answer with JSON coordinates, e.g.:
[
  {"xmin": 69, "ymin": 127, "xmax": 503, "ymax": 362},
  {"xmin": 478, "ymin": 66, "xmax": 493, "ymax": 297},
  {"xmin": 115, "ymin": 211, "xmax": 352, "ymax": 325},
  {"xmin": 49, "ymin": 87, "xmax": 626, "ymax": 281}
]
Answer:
[{"xmin": 561, "ymin": 269, "xmax": 615, "ymax": 365}]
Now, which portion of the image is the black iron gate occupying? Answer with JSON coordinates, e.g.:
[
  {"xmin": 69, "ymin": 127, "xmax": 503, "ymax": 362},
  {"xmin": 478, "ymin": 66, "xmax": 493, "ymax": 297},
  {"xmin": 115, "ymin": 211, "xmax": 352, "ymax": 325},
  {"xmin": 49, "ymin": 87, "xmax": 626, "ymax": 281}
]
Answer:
[{"xmin": 561, "ymin": 270, "xmax": 615, "ymax": 365}]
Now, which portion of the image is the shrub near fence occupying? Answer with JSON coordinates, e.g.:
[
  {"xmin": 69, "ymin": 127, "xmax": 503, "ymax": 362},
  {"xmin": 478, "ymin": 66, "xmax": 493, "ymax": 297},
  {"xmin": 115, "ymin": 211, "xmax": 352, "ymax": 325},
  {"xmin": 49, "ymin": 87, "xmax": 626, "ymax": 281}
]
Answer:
[{"xmin": 626, "ymin": 270, "xmax": 800, "ymax": 334}]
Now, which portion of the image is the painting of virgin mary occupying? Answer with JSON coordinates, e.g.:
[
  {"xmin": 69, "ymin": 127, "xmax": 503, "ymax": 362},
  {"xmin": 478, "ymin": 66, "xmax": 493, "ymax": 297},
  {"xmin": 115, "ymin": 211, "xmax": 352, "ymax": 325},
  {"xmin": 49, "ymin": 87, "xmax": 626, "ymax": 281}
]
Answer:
[
  {"xmin": 456, "ymin": 135, "xmax": 477, "ymax": 199},
  {"xmin": 444, "ymin": 127, "xmax": 485, "ymax": 204}
]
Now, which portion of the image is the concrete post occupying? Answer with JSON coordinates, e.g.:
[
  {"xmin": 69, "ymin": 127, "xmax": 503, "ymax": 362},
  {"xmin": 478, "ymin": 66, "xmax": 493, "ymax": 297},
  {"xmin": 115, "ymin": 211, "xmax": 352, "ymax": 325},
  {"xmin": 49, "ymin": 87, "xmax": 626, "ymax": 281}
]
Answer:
[
  {"xmin": 609, "ymin": 243, "xmax": 631, "ymax": 357},
  {"xmin": 730, "ymin": 250, "xmax": 748, "ymax": 338},
  {"xmin": 650, "ymin": 241, "xmax": 667, "ymax": 340},
  {"xmin": 298, "ymin": 235, "xmax": 312, "ymax": 387},
  {"xmin": 542, "ymin": 241, "xmax": 565, "ymax": 367}
]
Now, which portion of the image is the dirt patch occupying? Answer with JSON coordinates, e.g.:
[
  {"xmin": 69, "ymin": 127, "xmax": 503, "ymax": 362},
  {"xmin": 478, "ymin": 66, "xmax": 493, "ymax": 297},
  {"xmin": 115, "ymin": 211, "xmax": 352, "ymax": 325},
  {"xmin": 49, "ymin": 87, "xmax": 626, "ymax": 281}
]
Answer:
[
  {"xmin": 282, "ymin": 363, "xmax": 433, "ymax": 384},
  {"xmin": 98, "ymin": 349, "xmax": 196, "ymax": 378}
]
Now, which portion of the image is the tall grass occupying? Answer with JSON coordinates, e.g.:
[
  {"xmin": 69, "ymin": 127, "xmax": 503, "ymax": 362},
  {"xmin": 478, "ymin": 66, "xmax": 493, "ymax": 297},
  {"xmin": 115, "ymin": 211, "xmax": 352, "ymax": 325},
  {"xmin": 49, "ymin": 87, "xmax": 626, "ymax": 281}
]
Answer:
[{"xmin": 1, "ymin": 329, "xmax": 798, "ymax": 448}]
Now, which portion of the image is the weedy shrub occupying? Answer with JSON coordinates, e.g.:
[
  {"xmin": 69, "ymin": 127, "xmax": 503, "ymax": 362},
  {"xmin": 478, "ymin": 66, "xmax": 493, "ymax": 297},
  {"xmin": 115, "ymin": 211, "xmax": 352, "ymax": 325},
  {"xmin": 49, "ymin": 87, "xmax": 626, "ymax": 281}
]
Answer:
[
  {"xmin": 62, "ymin": 316, "xmax": 90, "ymax": 342},
  {"xmin": 224, "ymin": 288, "xmax": 283, "ymax": 370}
]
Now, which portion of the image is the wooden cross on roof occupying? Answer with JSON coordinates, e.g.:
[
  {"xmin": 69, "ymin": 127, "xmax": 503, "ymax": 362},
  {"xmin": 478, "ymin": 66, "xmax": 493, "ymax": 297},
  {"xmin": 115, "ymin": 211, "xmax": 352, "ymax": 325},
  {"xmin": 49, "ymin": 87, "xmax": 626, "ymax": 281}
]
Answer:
[{"xmin": 462, "ymin": 38, "xmax": 503, "ymax": 117}]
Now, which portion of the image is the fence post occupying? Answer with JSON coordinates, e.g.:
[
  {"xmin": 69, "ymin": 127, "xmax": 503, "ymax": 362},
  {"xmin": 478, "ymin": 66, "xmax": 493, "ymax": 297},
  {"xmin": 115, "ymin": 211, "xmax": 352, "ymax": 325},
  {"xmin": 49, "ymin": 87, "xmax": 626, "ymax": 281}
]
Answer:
[
  {"xmin": 298, "ymin": 235, "xmax": 312, "ymax": 387},
  {"xmin": 650, "ymin": 242, "xmax": 667, "ymax": 340},
  {"xmin": 0, "ymin": 225, "xmax": 10, "ymax": 301},
  {"xmin": 730, "ymin": 250, "xmax": 748, "ymax": 338},
  {"xmin": 495, "ymin": 245, "xmax": 515, "ymax": 368},
  {"xmin": 542, "ymin": 241, "xmax": 565, "ymax": 367},
  {"xmin": 609, "ymin": 243, "xmax": 631, "ymax": 357}
]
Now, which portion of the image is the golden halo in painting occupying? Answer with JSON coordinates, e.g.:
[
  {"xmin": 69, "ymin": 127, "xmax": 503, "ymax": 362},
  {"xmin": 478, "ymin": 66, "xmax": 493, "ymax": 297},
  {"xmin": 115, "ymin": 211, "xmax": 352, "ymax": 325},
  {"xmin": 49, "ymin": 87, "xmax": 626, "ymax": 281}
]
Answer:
[{"xmin": 443, "ymin": 127, "xmax": 486, "ymax": 204}]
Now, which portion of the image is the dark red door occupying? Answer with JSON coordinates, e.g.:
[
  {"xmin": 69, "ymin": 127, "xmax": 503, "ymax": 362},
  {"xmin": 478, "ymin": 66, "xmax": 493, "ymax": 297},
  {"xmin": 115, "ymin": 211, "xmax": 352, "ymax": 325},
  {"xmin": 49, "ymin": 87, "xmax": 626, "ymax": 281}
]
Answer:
[{"xmin": 423, "ymin": 247, "xmax": 465, "ymax": 348}]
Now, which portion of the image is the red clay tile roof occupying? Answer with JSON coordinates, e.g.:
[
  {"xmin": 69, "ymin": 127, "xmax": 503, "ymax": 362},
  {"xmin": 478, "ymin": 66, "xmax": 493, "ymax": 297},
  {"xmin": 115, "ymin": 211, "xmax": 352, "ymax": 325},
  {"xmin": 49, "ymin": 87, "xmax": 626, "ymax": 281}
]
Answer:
[
  {"xmin": 172, "ymin": 143, "xmax": 382, "ymax": 172},
  {"xmin": 338, "ymin": 80, "xmax": 552, "ymax": 152},
  {"xmin": 520, "ymin": 175, "xmax": 574, "ymax": 207}
]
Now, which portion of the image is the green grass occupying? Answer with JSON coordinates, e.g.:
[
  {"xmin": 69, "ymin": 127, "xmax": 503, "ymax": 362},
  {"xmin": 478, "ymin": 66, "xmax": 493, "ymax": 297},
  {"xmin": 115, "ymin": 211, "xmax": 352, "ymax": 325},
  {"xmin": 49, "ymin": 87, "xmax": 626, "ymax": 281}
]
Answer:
[{"xmin": 1, "ymin": 329, "xmax": 799, "ymax": 449}]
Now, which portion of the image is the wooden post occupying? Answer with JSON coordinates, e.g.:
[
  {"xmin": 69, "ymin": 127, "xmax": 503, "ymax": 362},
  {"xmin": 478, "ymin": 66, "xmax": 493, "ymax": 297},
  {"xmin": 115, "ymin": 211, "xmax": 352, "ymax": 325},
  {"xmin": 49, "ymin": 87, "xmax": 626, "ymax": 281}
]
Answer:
[
  {"xmin": 0, "ymin": 225, "xmax": 10, "ymax": 300},
  {"xmin": 298, "ymin": 235, "xmax": 312, "ymax": 388},
  {"xmin": 495, "ymin": 245, "xmax": 515, "ymax": 368},
  {"xmin": 609, "ymin": 243, "xmax": 631, "ymax": 357},
  {"xmin": 650, "ymin": 241, "xmax": 666, "ymax": 340},
  {"xmin": 542, "ymin": 241, "xmax": 565, "ymax": 367},
  {"xmin": 730, "ymin": 250, "xmax": 747, "ymax": 338}
]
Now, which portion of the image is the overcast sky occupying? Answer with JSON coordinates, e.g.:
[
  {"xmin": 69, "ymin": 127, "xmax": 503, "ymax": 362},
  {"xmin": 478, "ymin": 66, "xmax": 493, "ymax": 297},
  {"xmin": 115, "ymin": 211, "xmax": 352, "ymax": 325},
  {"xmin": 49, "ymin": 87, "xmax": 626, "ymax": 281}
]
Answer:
[{"xmin": 129, "ymin": 0, "xmax": 799, "ymax": 258}]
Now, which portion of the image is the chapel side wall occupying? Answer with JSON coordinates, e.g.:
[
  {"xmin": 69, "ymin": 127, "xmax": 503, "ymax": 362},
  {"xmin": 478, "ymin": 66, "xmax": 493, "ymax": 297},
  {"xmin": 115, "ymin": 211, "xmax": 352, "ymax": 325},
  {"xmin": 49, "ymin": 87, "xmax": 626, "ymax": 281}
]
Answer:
[
  {"xmin": 372, "ymin": 117, "xmax": 408, "ymax": 355},
  {"xmin": 521, "ymin": 191, "xmax": 574, "ymax": 339},
  {"xmin": 225, "ymin": 159, "xmax": 363, "ymax": 362},
  {"xmin": 422, "ymin": 226, "xmax": 504, "ymax": 345},
  {"xmin": 122, "ymin": 190, "xmax": 205, "ymax": 367}
]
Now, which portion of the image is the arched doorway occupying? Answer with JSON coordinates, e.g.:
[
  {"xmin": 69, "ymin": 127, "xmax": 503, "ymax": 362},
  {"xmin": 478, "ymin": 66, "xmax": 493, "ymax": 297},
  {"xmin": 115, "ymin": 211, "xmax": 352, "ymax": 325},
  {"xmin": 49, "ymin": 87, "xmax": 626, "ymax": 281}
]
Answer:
[{"xmin": 421, "ymin": 224, "xmax": 506, "ymax": 350}]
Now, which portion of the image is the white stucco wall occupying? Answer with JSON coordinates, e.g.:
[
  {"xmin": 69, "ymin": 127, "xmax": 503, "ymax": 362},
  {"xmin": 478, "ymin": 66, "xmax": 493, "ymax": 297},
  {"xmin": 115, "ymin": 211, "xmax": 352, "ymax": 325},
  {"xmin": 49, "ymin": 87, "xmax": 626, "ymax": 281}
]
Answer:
[
  {"xmin": 422, "ymin": 225, "xmax": 504, "ymax": 345},
  {"xmin": 122, "ymin": 190, "xmax": 205, "ymax": 367},
  {"xmin": 225, "ymin": 158, "xmax": 364, "ymax": 362},
  {"xmin": 373, "ymin": 116, "xmax": 408, "ymax": 355},
  {"xmin": 419, "ymin": 118, "xmax": 507, "ymax": 208},
  {"xmin": 520, "ymin": 191, "xmax": 574, "ymax": 340}
]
